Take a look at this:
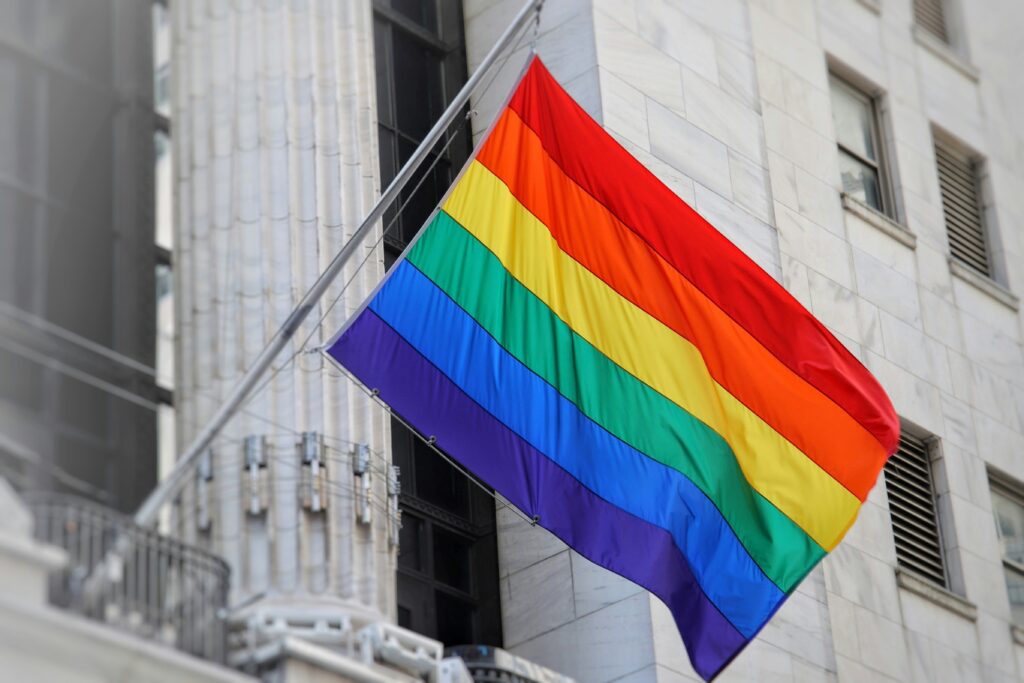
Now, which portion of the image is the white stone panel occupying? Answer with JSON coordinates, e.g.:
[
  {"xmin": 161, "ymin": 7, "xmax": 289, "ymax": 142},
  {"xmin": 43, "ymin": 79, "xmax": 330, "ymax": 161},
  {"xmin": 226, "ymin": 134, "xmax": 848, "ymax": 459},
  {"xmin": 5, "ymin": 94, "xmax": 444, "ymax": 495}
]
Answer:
[
  {"xmin": 636, "ymin": 0, "xmax": 720, "ymax": 85},
  {"xmin": 570, "ymin": 550, "xmax": 643, "ymax": 618},
  {"xmin": 510, "ymin": 592, "xmax": 656, "ymax": 683},
  {"xmin": 504, "ymin": 550, "xmax": 576, "ymax": 647},
  {"xmin": 648, "ymin": 100, "xmax": 733, "ymax": 199}
]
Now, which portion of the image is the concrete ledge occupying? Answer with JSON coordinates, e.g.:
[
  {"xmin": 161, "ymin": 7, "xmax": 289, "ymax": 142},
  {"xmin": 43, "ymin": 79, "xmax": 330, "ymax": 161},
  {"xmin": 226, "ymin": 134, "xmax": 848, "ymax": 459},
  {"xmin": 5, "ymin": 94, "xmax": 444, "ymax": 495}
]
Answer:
[
  {"xmin": 949, "ymin": 259, "xmax": 1020, "ymax": 311},
  {"xmin": 912, "ymin": 26, "xmax": 980, "ymax": 82},
  {"xmin": 896, "ymin": 568, "xmax": 977, "ymax": 622},
  {"xmin": 841, "ymin": 193, "xmax": 917, "ymax": 249},
  {"xmin": 0, "ymin": 595, "xmax": 255, "ymax": 683},
  {"xmin": 854, "ymin": 0, "xmax": 881, "ymax": 15},
  {"xmin": 0, "ymin": 531, "xmax": 67, "ymax": 572}
]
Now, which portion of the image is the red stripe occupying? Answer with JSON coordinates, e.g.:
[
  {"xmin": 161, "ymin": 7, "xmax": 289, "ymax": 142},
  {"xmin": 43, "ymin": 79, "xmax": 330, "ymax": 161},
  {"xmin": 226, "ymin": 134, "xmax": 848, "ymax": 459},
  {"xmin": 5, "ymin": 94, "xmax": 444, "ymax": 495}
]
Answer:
[{"xmin": 508, "ymin": 57, "xmax": 899, "ymax": 456}]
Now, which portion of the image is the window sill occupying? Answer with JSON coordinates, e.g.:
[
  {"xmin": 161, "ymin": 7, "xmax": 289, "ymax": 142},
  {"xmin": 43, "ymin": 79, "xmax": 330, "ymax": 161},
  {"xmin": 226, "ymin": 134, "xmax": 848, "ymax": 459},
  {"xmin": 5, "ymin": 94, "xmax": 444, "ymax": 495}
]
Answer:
[
  {"xmin": 841, "ymin": 193, "xmax": 916, "ymax": 249},
  {"xmin": 949, "ymin": 259, "xmax": 1020, "ymax": 311},
  {"xmin": 896, "ymin": 568, "xmax": 978, "ymax": 621},
  {"xmin": 1013, "ymin": 624, "xmax": 1024, "ymax": 647},
  {"xmin": 912, "ymin": 26, "xmax": 980, "ymax": 82},
  {"xmin": 854, "ymin": 0, "xmax": 881, "ymax": 15}
]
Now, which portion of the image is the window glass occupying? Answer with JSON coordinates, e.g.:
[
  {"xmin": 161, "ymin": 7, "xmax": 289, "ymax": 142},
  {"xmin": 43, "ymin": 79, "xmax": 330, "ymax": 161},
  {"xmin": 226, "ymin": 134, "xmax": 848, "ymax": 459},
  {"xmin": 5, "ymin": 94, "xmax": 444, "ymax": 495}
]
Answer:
[
  {"xmin": 373, "ymin": 18, "xmax": 394, "ymax": 128},
  {"xmin": 156, "ymin": 263, "xmax": 174, "ymax": 389},
  {"xmin": 392, "ymin": 37, "xmax": 443, "ymax": 140},
  {"xmin": 157, "ymin": 402, "xmax": 176, "ymax": 482},
  {"xmin": 993, "ymin": 486, "xmax": 1024, "ymax": 627},
  {"xmin": 392, "ymin": 0, "xmax": 439, "ymax": 33},
  {"xmin": 994, "ymin": 489, "xmax": 1024, "ymax": 565},
  {"xmin": 433, "ymin": 527, "xmax": 472, "ymax": 592},
  {"xmin": 830, "ymin": 80, "xmax": 876, "ymax": 162},
  {"xmin": 436, "ymin": 591, "xmax": 475, "ymax": 645},
  {"xmin": 413, "ymin": 437, "xmax": 470, "ymax": 517},
  {"xmin": 1005, "ymin": 566, "xmax": 1024, "ymax": 628},
  {"xmin": 398, "ymin": 513, "xmax": 423, "ymax": 572},
  {"xmin": 838, "ymin": 153, "xmax": 883, "ymax": 211},
  {"xmin": 155, "ymin": 129, "xmax": 173, "ymax": 250},
  {"xmin": 829, "ymin": 75, "xmax": 893, "ymax": 217},
  {"xmin": 152, "ymin": 2, "xmax": 171, "ymax": 117}
]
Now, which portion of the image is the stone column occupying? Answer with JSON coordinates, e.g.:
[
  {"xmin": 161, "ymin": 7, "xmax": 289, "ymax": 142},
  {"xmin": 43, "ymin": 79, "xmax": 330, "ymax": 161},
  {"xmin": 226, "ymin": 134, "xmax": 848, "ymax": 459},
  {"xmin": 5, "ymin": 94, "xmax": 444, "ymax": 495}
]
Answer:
[{"xmin": 172, "ymin": 0, "xmax": 395, "ymax": 629}]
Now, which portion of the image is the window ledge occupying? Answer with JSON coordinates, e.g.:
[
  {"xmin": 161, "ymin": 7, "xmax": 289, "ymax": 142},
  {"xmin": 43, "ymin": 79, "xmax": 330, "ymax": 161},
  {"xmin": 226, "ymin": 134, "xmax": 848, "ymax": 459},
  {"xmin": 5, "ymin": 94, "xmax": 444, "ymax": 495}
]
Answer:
[
  {"xmin": 949, "ymin": 258, "xmax": 1020, "ymax": 311},
  {"xmin": 913, "ymin": 26, "xmax": 980, "ymax": 82},
  {"xmin": 854, "ymin": 0, "xmax": 881, "ymax": 15},
  {"xmin": 1012, "ymin": 624, "xmax": 1024, "ymax": 647},
  {"xmin": 841, "ymin": 193, "xmax": 916, "ymax": 249},
  {"xmin": 896, "ymin": 568, "xmax": 978, "ymax": 621}
]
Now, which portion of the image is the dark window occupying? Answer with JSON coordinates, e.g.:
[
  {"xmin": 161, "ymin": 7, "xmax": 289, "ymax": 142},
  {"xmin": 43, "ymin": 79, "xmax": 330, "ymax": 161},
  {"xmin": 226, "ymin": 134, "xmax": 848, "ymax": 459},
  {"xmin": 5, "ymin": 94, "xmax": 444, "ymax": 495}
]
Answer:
[
  {"xmin": 373, "ymin": 0, "xmax": 470, "ymax": 267},
  {"xmin": 934, "ymin": 133, "xmax": 991, "ymax": 278},
  {"xmin": 390, "ymin": 422, "xmax": 502, "ymax": 647},
  {"xmin": 884, "ymin": 431, "xmax": 948, "ymax": 588},
  {"xmin": 374, "ymin": 0, "xmax": 501, "ymax": 648}
]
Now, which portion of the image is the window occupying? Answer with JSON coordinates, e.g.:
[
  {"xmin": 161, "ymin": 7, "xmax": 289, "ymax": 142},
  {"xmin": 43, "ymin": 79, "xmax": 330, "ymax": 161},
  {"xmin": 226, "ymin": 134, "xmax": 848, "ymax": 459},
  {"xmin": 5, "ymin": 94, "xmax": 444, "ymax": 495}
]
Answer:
[
  {"xmin": 829, "ymin": 75, "xmax": 894, "ymax": 217},
  {"xmin": 373, "ymin": 0, "xmax": 471, "ymax": 267},
  {"xmin": 155, "ymin": 129, "xmax": 173, "ymax": 252},
  {"xmin": 391, "ymin": 426, "xmax": 502, "ymax": 646},
  {"xmin": 934, "ymin": 133, "xmax": 991, "ymax": 278},
  {"xmin": 914, "ymin": 0, "xmax": 950, "ymax": 44},
  {"xmin": 152, "ymin": 1, "xmax": 171, "ymax": 118},
  {"xmin": 992, "ymin": 478, "xmax": 1024, "ymax": 627},
  {"xmin": 884, "ymin": 431, "xmax": 948, "ymax": 587},
  {"xmin": 152, "ymin": 0, "xmax": 175, "ymax": 489},
  {"xmin": 373, "ymin": 0, "xmax": 502, "ymax": 647}
]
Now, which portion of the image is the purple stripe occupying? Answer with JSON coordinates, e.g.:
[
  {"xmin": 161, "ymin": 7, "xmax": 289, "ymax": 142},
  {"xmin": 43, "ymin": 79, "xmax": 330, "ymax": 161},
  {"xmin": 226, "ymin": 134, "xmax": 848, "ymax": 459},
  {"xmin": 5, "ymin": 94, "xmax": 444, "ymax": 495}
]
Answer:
[{"xmin": 330, "ymin": 310, "xmax": 748, "ymax": 680}]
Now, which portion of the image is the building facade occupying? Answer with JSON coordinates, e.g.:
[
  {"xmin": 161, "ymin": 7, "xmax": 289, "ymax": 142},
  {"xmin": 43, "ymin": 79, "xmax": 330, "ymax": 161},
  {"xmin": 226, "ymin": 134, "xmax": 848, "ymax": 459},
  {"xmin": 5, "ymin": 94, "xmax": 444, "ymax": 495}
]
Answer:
[
  {"xmin": 169, "ymin": 0, "xmax": 1024, "ymax": 681},
  {"xmin": 0, "ymin": 0, "xmax": 160, "ymax": 512}
]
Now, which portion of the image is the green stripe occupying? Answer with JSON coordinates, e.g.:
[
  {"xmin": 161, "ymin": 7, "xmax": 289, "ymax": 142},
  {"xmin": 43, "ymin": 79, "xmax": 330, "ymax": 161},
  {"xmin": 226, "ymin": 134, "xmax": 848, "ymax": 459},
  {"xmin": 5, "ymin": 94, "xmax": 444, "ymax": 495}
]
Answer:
[{"xmin": 409, "ymin": 211, "xmax": 825, "ymax": 592}]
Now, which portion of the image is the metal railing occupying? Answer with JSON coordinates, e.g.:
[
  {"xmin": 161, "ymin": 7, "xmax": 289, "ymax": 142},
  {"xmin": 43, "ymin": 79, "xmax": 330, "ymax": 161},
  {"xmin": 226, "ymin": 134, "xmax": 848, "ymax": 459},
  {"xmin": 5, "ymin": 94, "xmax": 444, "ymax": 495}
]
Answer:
[{"xmin": 24, "ymin": 492, "xmax": 230, "ymax": 663}]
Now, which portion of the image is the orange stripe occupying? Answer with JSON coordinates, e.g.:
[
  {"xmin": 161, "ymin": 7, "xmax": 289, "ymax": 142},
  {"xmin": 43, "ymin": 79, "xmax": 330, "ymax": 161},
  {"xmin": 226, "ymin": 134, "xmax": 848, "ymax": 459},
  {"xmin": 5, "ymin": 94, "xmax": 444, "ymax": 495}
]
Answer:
[{"xmin": 477, "ymin": 108, "xmax": 886, "ymax": 500}]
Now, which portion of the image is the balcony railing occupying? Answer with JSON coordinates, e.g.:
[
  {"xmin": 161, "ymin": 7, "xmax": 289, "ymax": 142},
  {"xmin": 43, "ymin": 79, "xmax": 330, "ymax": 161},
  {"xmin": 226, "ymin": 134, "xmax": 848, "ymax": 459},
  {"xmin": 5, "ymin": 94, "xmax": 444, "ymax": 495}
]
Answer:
[
  {"xmin": 448, "ymin": 645, "xmax": 577, "ymax": 683},
  {"xmin": 24, "ymin": 492, "xmax": 230, "ymax": 663}
]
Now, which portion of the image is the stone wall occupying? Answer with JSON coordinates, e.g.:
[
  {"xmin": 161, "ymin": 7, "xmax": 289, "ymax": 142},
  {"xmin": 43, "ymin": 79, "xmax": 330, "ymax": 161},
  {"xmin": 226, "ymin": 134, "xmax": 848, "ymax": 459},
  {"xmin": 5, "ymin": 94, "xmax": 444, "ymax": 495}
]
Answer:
[{"xmin": 465, "ymin": 1, "xmax": 1024, "ymax": 680}]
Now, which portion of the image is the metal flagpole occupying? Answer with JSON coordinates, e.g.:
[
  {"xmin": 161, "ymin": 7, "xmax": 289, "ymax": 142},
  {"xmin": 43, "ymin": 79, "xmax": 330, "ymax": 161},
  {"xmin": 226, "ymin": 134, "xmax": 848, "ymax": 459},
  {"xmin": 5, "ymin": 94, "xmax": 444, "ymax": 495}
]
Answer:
[{"xmin": 134, "ymin": 0, "xmax": 543, "ymax": 526}]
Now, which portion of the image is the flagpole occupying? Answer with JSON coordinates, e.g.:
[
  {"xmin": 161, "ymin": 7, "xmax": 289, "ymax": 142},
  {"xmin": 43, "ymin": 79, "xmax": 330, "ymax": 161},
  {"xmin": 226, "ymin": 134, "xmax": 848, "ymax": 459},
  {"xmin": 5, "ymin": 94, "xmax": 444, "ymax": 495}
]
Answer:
[{"xmin": 134, "ymin": 0, "xmax": 544, "ymax": 526}]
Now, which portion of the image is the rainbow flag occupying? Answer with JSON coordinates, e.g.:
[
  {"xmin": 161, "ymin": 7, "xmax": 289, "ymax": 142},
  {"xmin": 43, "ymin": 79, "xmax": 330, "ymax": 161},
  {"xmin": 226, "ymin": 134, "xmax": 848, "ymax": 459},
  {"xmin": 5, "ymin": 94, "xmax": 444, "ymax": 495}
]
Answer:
[{"xmin": 328, "ymin": 57, "xmax": 899, "ymax": 679}]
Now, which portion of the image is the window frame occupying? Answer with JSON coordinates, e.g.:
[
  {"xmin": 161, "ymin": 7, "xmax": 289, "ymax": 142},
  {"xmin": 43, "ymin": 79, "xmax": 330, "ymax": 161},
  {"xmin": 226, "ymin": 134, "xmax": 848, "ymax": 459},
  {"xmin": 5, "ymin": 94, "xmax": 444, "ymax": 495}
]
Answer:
[
  {"xmin": 829, "ymin": 73, "xmax": 897, "ymax": 220},
  {"xmin": 884, "ymin": 429, "xmax": 950, "ymax": 589},
  {"xmin": 373, "ymin": 0, "xmax": 471, "ymax": 263},
  {"xmin": 373, "ymin": 0, "xmax": 502, "ymax": 648},
  {"xmin": 932, "ymin": 130, "xmax": 995, "ymax": 279},
  {"xmin": 390, "ymin": 422, "xmax": 503, "ymax": 647},
  {"xmin": 990, "ymin": 473, "xmax": 1024, "ymax": 627}
]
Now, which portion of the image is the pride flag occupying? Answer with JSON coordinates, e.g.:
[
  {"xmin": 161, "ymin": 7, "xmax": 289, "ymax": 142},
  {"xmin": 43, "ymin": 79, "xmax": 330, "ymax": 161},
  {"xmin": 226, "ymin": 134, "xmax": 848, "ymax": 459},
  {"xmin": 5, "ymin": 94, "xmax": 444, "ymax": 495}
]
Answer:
[{"xmin": 327, "ymin": 57, "xmax": 898, "ymax": 679}]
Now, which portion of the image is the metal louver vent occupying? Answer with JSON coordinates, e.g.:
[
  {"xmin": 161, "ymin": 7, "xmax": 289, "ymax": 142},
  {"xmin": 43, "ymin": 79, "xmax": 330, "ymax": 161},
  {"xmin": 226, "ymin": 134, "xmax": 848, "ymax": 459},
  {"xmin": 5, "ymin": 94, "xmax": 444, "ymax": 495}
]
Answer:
[
  {"xmin": 884, "ymin": 432, "xmax": 947, "ymax": 587},
  {"xmin": 935, "ymin": 136, "xmax": 990, "ymax": 277},
  {"xmin": 914, "ymin": 0, "xmax": 949, "ymax": 43}
]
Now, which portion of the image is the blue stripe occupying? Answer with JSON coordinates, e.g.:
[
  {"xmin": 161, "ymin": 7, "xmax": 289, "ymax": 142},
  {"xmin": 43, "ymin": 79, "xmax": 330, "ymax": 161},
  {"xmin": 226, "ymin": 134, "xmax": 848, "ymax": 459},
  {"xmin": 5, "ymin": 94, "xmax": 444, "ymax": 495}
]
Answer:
[
  {"xmin": 368, "ymin": 261, "xmax": 784, "ymax": 637},
  {"xmin": 329, "ymin": 309, "xmax": 747, "ymax": 680}
]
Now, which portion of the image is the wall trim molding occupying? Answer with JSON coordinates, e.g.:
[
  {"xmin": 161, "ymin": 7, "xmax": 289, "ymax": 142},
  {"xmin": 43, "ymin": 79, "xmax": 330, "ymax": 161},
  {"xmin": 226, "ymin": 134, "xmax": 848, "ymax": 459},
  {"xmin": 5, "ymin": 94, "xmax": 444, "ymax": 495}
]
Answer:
[
  {"xmin": 841, "ymin": 193, "xmax": 917, "ymax": 249},
  {"xmin": 896, "ymin": 568, "xmax": 978, "ymax": 621}
]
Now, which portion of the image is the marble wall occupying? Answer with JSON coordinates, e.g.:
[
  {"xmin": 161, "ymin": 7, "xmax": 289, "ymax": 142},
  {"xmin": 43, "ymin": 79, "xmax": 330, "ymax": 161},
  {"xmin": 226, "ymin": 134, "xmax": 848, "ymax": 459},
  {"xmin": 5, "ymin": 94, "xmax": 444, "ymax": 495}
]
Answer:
[
  {"xmin": 465, "ymin": 0, "xmax": 1024, "ymax": 681},
  {"xmin": 172, "ymin": 0, "xmax": 395, "ymax": 617}
]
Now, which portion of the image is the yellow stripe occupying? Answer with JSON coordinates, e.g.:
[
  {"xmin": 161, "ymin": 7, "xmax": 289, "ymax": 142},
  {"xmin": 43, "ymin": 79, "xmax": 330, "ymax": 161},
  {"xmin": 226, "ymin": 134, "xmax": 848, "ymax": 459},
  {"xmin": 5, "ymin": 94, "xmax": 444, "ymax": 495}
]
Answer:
[{"xmin": 443, "ymin": 162, "xmax": 860, "ymax": 550}]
